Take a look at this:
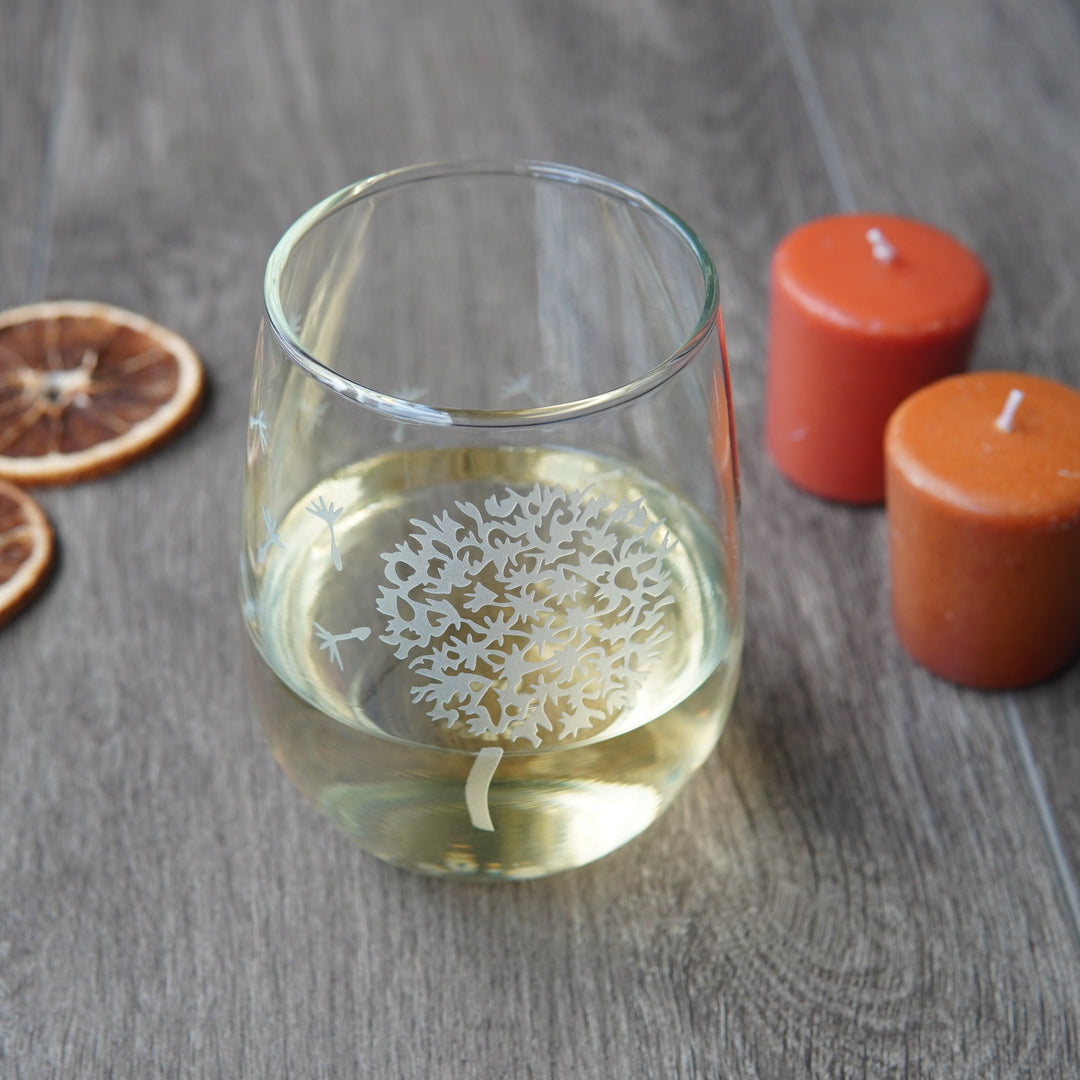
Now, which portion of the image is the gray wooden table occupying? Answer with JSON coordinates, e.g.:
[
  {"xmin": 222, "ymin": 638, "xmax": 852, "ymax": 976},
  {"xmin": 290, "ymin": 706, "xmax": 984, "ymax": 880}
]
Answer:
[{"xmin": 3, "ymin": 0, "xmax": 1079, "ymax": 1075}]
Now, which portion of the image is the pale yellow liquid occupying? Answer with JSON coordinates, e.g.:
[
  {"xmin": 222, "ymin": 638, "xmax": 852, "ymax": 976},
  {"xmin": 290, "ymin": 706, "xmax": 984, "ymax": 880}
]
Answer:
[{"xmin": 242, "ymin": 446, "xmax": 740, "ymax": 879}]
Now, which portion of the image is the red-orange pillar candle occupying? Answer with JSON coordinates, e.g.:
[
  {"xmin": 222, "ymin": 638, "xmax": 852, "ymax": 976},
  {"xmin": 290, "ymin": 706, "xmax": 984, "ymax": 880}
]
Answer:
[
  {"xmin": 766, "ymin": 214, "xmax": 990, "ymax": 503},
  {"xmin": 885, "ymin": 371, "xmax": 1080, "ymax": 688}
]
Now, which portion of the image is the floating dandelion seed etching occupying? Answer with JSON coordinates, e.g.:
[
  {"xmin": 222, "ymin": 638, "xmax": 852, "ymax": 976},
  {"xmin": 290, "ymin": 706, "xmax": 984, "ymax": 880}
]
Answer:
[
  {"xmin": 390, "ymin": 384, "xmax": 429, "ymax": 443},
  {"xmin": 240, "ymin": 553, "xmax": 257, "ymax": 622},
  {"xmin": 304, "ymin": 398, "xmax": 329, "ymax": 434},
  {"xmin": 307, "ymin": 496, "xmax": 344, "ymax": 571},
  {"xmin": 256, "ymin": 506, "xmax": 285, "ymax": 564},
  {"xmin": 498, "ymin": 373, "xmax": 542, "ymax": 405},
  {"xmin": 376, "ymin": 483, "xmax": 676, "ymax": 747},
  {"xmin": 248, "ymin": 410, "xmax": 269, "ymax": 453},
  {"xmin": 314, "ymin": 622, "xmax": 371, "ymax": 670}
]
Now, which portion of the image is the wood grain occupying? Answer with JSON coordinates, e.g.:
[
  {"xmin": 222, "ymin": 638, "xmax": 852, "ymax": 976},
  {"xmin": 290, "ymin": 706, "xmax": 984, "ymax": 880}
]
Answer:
[
  {"xmin": 786, "ymin": 0, "xmax": 1080, "ymax": 921},
  {"xmin": 1, "ymin": 0, "xmax": 1078, "ymax": 1075}
]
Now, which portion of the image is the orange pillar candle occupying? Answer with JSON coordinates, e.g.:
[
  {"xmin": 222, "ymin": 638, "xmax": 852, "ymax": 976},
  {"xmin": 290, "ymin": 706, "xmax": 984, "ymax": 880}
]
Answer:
[
  {"xmin": 885, "ymin": 371, "xmax": 1080, "ymax": 688},
  {"xmin": 766, "ymin": 214, "xmax": 990, "ymax": 503}
]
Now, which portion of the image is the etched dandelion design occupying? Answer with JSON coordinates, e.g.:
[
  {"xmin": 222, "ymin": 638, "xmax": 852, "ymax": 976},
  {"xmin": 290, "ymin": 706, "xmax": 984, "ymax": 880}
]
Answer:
[
  {"xmin": 256, "ymin": 505, "xmax": 285, "ymax": 564},
  {"xmin": 314, "ymin": 622, "xmax": 371, "ymax": 671},
  {"xmin": 248, "ymin": 409, "xmax": 270, "ymax": 453},
  {"xmin": 390, "ymin": 384, "xmax": 429, "ymax": 443},
  {"xmin": 375, "ymin": 483, "xmax": 677, "ymax": 747}
]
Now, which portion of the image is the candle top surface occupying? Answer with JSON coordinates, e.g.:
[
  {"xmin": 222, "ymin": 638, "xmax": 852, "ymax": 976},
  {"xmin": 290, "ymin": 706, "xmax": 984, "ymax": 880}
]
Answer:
[
  {"xmin": 887, "ymin": 371, "xmax": 1080, "ymax": 519},
  {"xmin": 774, "ymin": 213, "xmax": 989, "ymax": 336}
]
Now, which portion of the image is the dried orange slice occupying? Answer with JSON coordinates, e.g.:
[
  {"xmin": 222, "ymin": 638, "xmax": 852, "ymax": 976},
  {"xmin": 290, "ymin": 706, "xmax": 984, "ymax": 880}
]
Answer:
[
  {"xmin": 0, "ymin": 478, "xmax": 54, "ymax": 627},
  {"xmin": 0, "ymin": 300, "xmax": 204, "ymax": 484}
]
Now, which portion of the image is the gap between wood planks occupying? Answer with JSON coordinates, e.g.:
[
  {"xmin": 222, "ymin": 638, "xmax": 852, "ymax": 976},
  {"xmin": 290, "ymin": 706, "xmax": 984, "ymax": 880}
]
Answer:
[
  {"xmin": 764, "ymin": 0, "xmax": 858, "ymax": 214},
  {"xmin": 1008, "ymin": 699, "xmax": 1080, "ymax": 951}
]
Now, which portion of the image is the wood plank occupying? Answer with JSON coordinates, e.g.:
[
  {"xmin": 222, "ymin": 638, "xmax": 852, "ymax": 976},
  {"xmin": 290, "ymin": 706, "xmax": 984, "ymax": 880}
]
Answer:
[
  {"xmin": 785, "ymin": 0, "xmax": 1080, "ymax": 915},
  {"xmin": 1, "ymin": 0, "xmax": 1079, "ymax": 1075}
]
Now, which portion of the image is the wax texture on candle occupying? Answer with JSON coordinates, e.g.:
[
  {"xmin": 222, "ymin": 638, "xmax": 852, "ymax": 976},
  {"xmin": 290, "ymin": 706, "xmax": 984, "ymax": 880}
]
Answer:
[
  {"xmin": 886, "ymin": 371, "xmax": 1080, "ymax": 688},
  {"xmin": 766, "ymin": 213, "xmax": 990, "ymax": 503}
]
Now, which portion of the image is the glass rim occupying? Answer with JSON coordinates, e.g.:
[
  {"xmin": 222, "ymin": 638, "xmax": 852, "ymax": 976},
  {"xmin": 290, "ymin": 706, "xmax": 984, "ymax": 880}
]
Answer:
[{"xmin": 263, "ymin": 158, "xmax": 720, "ymax": 429}]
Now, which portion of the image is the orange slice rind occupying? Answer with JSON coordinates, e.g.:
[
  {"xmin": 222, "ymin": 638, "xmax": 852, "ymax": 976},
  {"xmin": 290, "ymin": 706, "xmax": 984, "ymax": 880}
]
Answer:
[
  {"xmin": 0, "ymin": 300, "xmax": 204, "ymax": 485},
  {"xmin": 0, "ymin": 478, "xmax": 54, "ymax": 627}
]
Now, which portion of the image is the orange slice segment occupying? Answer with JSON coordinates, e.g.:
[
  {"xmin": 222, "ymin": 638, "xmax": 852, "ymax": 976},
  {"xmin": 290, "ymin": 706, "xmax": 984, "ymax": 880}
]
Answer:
[
  {"xmin": 0, "ymin": 300, "xmax": 204, "ymax": 484},
  {"xmin": 0, "ymin": 478, "xmax": 54, "ymax": 627}
]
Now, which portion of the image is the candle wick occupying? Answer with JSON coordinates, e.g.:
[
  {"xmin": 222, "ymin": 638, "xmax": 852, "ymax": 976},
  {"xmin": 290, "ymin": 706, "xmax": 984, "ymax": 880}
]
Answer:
[
  {"xmin": 994, "ymin": 388, "xmax": 1025, "ymax": 433},
  {"xmin": 866, "ymin": 227, "xmax": 896, "ymax": 264}
]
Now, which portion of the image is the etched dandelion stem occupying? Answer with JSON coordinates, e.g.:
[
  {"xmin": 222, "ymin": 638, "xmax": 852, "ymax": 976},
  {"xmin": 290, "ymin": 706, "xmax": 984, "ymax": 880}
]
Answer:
[
  {"xmin": 466, "ymin": 747, "xmax": 503, "ymax": 831},
  {"xmin": 328, "ymin": 527, "xmax": 341, "ymax": 571}
]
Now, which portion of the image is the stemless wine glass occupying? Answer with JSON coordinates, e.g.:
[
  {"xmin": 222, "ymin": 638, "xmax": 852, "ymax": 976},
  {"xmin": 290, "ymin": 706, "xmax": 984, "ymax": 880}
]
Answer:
[{"xmin": 241, "ymin": 160, "xmax": 742, "ymax": 880}]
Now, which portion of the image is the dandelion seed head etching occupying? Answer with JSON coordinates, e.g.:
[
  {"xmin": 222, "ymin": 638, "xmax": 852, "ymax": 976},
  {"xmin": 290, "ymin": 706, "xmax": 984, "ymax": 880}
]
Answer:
[{"xmin": 375, "ymin": 483, "xmax": 676, "ymax": 747}]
